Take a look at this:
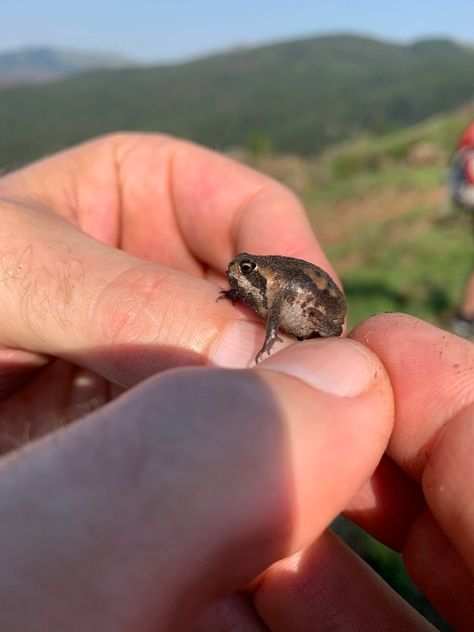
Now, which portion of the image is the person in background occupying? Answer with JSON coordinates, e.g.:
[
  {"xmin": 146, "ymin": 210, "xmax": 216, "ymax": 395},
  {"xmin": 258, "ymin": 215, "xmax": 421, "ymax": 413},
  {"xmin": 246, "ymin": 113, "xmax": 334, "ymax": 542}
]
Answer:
[{"xmin": 448, "ymin": 121, "xmax": 474, "ymax": 339}]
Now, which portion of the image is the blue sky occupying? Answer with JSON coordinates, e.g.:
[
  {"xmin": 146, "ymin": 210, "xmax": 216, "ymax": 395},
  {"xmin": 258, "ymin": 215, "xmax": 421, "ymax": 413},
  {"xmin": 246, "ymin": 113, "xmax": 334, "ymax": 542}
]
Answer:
[{"xmin": 2, "ymin": 0, "xmax": 473, "ymax": 62}]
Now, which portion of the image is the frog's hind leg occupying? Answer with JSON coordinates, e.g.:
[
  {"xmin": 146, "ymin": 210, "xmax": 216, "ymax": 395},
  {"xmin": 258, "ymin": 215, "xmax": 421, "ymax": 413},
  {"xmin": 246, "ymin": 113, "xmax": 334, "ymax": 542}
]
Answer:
[{"xmin": 255, "ymin": 293, "xmax": 285, "ymax": 363}]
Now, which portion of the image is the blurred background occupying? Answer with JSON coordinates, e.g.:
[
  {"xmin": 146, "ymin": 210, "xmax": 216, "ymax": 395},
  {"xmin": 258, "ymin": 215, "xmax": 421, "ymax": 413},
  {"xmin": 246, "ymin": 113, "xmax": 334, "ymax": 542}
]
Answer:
[{"xmin": 2, "ymin": 1, "xmax": 473, "ymax": 629}]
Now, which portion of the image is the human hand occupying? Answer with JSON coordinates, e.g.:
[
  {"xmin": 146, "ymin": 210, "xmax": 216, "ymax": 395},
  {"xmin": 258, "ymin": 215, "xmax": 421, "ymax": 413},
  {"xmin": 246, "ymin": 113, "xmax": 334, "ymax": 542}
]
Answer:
[
  {"xmin": 0, "ymin": 137, "xmax": 471, "ymax": 630},
  {"xmin": 0, "ymin": 134, "xmax": 394, "ymax": 630},
  {"xmin": 0, "ymin": 132, "xmax": 331, "ymax": 446},
  {"xmin": 248, "ymin": 314, "xmax": 474, "ymax": 632},
  {"xmin": 0, "ymin": 332, "xmax": 395, "ymax": 631},
  {"xmin": 1, "ymin": 313, "xmax": 472, "ymax": 631}
]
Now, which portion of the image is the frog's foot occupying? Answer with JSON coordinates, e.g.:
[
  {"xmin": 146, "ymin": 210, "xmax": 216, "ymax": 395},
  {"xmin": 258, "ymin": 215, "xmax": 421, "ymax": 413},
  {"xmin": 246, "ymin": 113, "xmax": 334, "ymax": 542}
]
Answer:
[
  {"xmin": 217, "ymin": 289, "xmax": 239, "ymax": 304},
  {"xmin": 255, "ymin": 333, "xmax": 283, "ymax": 364},
  {"xmin": 318, "ymin": 324, "xmax": 343, "ymax": 338}
]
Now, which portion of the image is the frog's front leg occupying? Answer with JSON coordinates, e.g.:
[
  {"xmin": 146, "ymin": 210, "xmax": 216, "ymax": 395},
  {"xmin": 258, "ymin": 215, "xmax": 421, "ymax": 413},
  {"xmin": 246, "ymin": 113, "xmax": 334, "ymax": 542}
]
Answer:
[
  {"xmin": 217, "ymin": 288, "xmax": 239, "ymax": 304},
  {"xmin": 255, "ymin": 294, "xmax": 284, "ymax": 364}
]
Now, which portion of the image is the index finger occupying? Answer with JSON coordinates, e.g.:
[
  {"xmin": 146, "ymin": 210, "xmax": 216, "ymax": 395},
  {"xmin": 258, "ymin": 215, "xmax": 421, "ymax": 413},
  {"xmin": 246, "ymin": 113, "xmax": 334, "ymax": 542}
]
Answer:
[
  {"xmin": 2, "ymin": 134, "xmax": 334, "ymax": 278},
  {"xmin": 349, "ymin": 314, "xmax": 474, "ymax": 629},
  {"xmin": 157, "ymin": 138, "xmax": 333, "ymax": 273},
  {"xmin": 0, "ymin": 135, "xmax": 340, "ymax": 382}
]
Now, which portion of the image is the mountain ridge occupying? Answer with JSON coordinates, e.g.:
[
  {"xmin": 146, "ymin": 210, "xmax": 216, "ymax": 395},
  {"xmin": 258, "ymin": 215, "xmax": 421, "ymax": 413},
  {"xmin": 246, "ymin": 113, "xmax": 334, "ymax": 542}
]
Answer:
[
  {"xmin": 0, "ymin": 46, "xmax": 137, "ymax": 87},
  {"xmin": 0, "ymin": 34, "xmax": 473, "ymax": 169}
]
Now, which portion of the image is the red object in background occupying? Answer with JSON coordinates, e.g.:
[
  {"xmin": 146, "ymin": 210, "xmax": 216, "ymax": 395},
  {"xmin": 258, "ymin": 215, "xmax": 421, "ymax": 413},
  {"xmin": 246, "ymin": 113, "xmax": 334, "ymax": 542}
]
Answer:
[
  {"xmin": 458, "ymin": 122, "xmax": 474, "ymax": 149},
  {"xmin": 465, "ymin": 156, "xmax": 474, "ymax": 184}
]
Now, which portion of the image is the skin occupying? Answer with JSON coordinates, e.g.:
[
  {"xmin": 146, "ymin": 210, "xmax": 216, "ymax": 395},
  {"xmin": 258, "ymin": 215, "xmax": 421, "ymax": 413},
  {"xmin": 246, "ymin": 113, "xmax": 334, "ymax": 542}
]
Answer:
[{"xmin": 0, "ymin": 134, "xmax": 472, "ymax": 630}]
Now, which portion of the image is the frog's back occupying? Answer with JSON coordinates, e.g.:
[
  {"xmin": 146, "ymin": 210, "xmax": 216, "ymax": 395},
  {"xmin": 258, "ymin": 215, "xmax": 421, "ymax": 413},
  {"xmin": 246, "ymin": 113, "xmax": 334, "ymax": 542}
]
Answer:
[{"xmin": 268, "ymin": 256, "xmax": 346, "ymax": 338}]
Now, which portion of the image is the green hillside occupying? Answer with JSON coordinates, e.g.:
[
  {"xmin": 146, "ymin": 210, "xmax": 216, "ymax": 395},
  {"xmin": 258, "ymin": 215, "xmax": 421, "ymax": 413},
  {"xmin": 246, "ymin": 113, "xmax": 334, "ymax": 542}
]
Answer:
[
  {"xmin": 0, "ymin": 34, "xmax": 473, "ymax": 170},
  {"xmin": 248, "ymin": 102, "xmax": 474, "ymax": 333}
]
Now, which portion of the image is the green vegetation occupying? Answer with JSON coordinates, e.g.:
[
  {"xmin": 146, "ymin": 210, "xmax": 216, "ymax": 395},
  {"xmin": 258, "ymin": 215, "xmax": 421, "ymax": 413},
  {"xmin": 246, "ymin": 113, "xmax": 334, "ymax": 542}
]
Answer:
[
  {"xmin": 334, "ymin": 207, "xmax": 471, "ymax": 329},
  {"xmin": 298, "ymin": 105, "xmax": 474, "ymax": 330},
  {"xmin": 245, "ymin": 131, "xmax": 274, "ymax": 159},
  {"xmin": 325, "ymin": 105, "xmax": 474, "ymax": 180},
  {"xmin": 338, "ymin": 210, "xmax": 469, "ymax": 331},
  {"xmin": 0, "ymin": 35, "xmax": 473, "ymax": 170}
]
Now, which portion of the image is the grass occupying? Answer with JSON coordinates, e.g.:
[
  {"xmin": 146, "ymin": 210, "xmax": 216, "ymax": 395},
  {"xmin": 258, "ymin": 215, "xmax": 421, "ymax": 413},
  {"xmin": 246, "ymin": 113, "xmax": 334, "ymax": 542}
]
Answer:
[
  {"xmin": 294, "ymin": 108, "xmax": 474, "ymax": 329},
  {"xmin": 307, "ymin": 164, "xmax": 442, "ymax": 204},
  {"xmin": 331, "ymin": 206, "xmax": 472, "ymax": 326}
]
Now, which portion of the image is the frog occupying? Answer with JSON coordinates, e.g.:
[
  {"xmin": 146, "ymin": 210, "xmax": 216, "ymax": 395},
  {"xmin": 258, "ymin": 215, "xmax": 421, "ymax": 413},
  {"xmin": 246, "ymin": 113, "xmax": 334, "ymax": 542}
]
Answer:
[{"xmin": 218, "ymin": 252, "xmax": 347, "ymax": 363}]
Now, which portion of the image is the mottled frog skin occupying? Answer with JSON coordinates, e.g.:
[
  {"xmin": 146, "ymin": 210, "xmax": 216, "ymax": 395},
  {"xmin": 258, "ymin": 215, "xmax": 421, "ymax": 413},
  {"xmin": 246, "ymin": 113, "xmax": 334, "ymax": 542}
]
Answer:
[{"xmin": 219, "ymin": 253, "xmax": 347, "ymax": 363}]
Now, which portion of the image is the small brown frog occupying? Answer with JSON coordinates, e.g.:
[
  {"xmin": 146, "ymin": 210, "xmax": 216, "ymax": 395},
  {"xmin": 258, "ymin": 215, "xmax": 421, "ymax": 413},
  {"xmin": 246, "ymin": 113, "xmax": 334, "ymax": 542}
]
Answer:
[{"xmin": 218, "ymin": 253, "xmax": 347, "ymax": 363}]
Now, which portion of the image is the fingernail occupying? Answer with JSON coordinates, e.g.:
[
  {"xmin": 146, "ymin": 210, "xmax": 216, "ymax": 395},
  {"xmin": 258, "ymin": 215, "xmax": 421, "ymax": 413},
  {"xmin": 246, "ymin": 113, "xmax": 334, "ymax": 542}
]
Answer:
[{"xmin": 260, "ymin": 338, "xmax": 379, "ymax": 397}]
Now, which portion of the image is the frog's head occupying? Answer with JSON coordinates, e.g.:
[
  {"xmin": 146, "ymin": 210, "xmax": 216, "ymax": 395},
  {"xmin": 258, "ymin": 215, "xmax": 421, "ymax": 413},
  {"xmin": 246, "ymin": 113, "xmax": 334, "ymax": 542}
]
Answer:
[{"xmin": 226, "ymin": 253, "xmax": 268, "ymax": 311}]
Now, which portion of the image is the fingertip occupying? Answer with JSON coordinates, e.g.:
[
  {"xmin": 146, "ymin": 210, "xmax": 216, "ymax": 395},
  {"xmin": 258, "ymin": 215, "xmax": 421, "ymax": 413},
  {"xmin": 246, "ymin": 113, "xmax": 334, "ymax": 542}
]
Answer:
[
  {"xmin": 350, "ymin": 311, "xmax": 474, "ymax": 481},
  {"xmin": 259, "ymin": 337, "xmax": 384, "ymax": 398},
  {"xmin": 350, "ymin": 311, "xmax": 429, "ymax": 341},
  {"xmin": 254, "ymin": 339, "xmax": 394, "ymax": 551}
]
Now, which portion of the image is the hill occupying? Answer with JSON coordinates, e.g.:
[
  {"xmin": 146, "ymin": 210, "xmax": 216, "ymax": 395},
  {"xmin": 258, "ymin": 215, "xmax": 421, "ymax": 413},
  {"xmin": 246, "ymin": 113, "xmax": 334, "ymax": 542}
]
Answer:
[
  {"xmin": 246, "ymin": 101, "xmax": 474, "ymax": 330},
  {"xmin": 0, "ymin": 46, "xmax": 136, "ymax": 88},
  {"xmin": 0, "ymin": 34, "xmax": 473, "ymax": 170}
]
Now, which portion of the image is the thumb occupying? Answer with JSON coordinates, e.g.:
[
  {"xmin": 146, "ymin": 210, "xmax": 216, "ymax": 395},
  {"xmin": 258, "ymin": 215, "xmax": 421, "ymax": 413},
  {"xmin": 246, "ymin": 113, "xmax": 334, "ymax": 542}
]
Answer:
[
  {"xmin": 0, "ymin": 197, "xmax": 254, "ymax": 386},
  {"xmin": 0, "ymin": 338, "xmax": 393, "ymax": 630}
]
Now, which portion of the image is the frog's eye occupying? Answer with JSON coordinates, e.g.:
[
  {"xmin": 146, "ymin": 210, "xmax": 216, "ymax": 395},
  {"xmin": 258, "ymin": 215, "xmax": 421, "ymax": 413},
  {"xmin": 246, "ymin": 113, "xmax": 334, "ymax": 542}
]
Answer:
[{"xmin": 239, "ymin": 260, "xmax": 256, "ymax": 275}]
